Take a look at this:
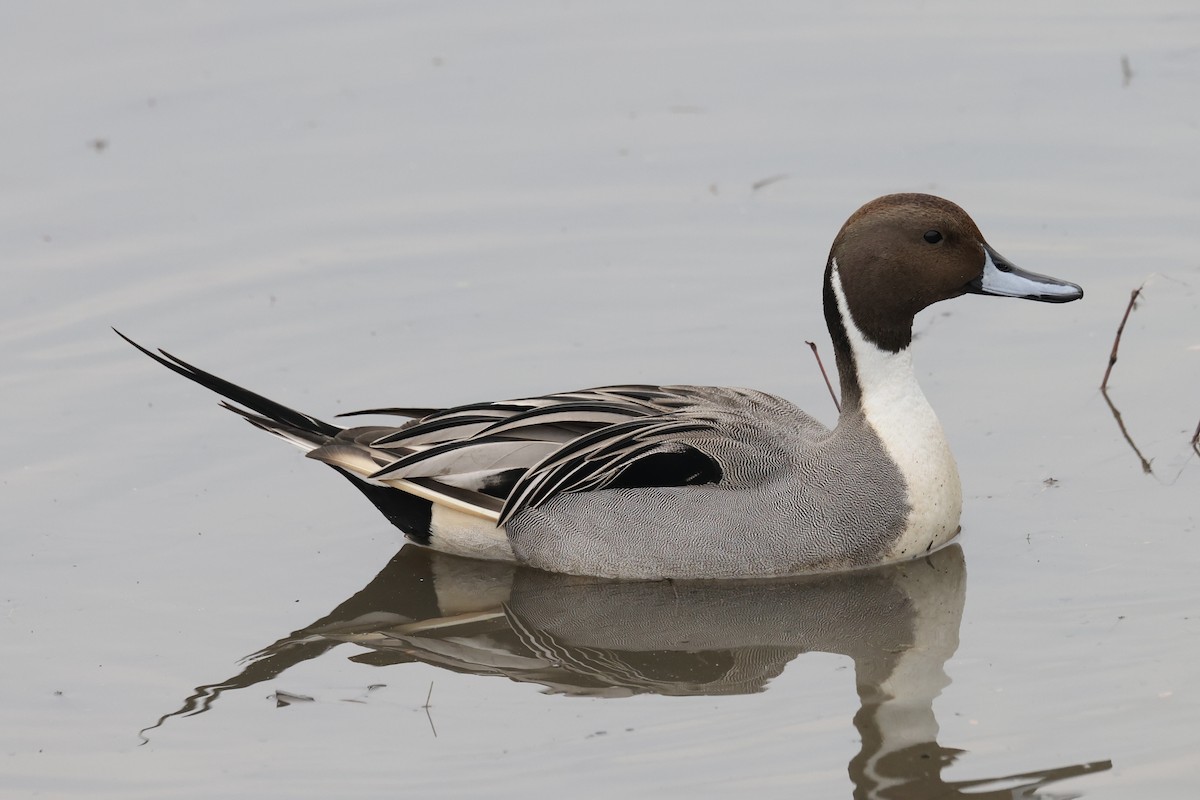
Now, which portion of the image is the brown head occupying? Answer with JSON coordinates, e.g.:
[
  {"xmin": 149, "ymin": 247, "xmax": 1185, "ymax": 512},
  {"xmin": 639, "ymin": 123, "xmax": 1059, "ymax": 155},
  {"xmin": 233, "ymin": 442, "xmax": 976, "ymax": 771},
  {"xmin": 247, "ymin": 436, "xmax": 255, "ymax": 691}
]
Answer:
[{"xmin": 824, "ymin": 193, "xmax": 1083, "ymax": 353}]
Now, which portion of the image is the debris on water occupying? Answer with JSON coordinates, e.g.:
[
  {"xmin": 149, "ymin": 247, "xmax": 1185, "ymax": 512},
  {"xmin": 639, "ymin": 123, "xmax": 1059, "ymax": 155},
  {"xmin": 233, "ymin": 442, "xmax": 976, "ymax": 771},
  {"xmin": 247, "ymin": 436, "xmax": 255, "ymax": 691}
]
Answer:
[
  {"xmin": 751, "ymin": 173, "xmax": 789, "ymax": 192},
  {"xmin": 273, "ymin": 690, "xmax": 314, "ymax": 707}
]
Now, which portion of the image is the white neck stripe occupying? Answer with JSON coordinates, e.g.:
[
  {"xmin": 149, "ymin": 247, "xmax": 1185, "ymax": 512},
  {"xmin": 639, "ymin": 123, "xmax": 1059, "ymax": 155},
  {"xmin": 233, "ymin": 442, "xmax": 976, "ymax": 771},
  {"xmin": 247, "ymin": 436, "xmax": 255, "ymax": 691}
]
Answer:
[{"xmin": 829, "ymin": 260, "xmax": 962, "ymax": 558}]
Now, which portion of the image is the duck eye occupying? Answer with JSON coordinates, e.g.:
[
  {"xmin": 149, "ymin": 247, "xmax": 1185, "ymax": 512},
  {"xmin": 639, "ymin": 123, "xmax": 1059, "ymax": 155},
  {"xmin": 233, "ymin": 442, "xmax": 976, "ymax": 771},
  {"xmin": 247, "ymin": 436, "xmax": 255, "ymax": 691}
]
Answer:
[{"xmin": 923, "ymin": 230, "xmax": 943, "ymax": 244}]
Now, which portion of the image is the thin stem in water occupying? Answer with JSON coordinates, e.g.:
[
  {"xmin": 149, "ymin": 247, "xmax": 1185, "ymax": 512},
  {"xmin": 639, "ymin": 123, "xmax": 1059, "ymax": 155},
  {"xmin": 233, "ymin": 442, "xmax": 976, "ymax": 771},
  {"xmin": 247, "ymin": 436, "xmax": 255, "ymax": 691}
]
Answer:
[{"xmin": 806, "ymin": 341, "xmax": 840, "ymax": 413}]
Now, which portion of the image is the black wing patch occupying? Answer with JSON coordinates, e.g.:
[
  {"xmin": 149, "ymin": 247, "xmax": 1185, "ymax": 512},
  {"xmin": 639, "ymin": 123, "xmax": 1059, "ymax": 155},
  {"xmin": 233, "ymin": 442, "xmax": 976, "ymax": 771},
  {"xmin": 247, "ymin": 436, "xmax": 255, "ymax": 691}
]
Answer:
[
  {"xmin": 497, "ymin": 419, "xmax": 721, "ymax": 525},
  {"xmin": 604, "ymin": 447, "xmax": 722, "ymax": 491}
]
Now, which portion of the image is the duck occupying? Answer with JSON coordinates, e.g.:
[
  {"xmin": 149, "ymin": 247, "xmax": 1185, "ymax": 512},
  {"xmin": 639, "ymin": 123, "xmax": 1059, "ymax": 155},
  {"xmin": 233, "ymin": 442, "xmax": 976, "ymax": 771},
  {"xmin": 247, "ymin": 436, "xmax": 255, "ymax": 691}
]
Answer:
[{"xmin": 118, "ymin": 193, "xmax": 1083, "ymax": 580}]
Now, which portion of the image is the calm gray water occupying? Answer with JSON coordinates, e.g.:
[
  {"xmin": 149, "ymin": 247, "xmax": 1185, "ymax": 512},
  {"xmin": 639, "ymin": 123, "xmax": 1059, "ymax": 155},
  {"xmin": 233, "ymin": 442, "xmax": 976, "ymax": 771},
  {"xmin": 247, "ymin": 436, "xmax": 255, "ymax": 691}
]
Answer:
[{"xmin": 4, "ymin": 2, "xmax": 1198, "ymax": 797}]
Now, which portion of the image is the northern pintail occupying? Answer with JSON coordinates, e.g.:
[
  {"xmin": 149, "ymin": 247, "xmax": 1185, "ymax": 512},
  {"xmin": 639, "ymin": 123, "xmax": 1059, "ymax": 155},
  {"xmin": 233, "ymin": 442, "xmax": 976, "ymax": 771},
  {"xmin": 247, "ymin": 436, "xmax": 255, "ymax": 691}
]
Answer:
[{"xmin": 119, "ymin": 193, "xmax": 1082, "ymax": 579}]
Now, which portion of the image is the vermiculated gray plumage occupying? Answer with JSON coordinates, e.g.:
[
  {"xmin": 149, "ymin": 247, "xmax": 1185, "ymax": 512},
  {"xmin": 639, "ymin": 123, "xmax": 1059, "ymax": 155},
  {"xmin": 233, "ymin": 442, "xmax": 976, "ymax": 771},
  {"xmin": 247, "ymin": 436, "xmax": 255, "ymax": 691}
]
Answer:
[{"xmin": 504, "ymin": 396, "xmax": 908, "ymax": 578}]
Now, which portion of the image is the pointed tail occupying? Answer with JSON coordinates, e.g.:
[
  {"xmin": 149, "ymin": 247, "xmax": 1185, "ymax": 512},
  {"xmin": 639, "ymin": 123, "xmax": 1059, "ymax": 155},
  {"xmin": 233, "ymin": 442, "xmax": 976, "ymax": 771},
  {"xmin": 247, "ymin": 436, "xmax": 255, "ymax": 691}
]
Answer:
[{"xmin": 114, "ymin": 329, "xmax": 341, "ymax": 450}]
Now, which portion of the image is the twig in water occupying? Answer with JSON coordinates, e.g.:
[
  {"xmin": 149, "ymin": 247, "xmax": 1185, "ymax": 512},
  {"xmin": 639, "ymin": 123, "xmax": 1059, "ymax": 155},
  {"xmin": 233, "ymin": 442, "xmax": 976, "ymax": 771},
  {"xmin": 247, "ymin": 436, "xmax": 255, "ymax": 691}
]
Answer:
[
  {"xmin": 806, "ymin": 341, "xmax": 840, "ymax": 413},
  {"xmin": 423, "ymin": 681, "xmax": 437, "ymax": 738},
  {"xmin": 1101, "ymin": 389, "xmax": 1154, "ymax": 474},
  {"xmin": 1191, "ymin": 418, "xmax": 1200, "ymax": 457},
  {"xmin": 1101, "ymin": 285, "xmax": 1144, "ymax": 390}
]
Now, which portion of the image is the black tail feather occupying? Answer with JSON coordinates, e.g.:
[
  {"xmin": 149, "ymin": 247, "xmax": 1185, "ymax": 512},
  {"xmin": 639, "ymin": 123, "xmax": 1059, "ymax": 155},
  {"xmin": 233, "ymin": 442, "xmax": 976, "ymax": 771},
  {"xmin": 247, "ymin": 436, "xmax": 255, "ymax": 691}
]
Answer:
[
  {"xmin": 115, "ymin": 329, "xmax": 340, "ymax": 438},
  {"xmin": 218, "ymin": 401, "xmax": 329, "ymax": 450}
]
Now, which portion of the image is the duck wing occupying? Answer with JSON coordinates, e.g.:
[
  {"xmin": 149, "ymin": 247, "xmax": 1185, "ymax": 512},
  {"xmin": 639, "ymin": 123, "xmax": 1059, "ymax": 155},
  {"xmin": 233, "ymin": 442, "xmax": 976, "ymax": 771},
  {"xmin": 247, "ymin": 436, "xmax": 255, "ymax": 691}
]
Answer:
[{"xmin": 322, "ymin": 386, "xmax": 728, "ymax": 525}]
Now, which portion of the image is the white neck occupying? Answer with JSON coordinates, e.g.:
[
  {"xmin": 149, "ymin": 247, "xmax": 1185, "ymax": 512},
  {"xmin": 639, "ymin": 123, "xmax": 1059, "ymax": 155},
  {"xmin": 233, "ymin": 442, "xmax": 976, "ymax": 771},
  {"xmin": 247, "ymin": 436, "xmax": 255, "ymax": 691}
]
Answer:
[{"xmin": 830, "ymin": 262, "xmax": 962, "ymax": 559}]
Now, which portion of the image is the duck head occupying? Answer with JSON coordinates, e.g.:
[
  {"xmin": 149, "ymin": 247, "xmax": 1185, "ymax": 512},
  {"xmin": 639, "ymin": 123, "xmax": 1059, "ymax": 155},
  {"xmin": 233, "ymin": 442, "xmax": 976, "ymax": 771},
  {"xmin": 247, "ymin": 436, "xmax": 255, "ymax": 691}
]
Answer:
[{"xmin": 824, "ymin": 193, "xmax": 1083, "ymax": 354}]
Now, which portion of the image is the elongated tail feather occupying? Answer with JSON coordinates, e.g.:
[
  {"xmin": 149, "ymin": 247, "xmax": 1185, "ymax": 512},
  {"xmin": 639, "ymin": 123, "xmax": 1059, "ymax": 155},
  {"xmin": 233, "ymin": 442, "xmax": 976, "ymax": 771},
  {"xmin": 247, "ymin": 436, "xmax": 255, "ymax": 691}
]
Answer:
[{"xmin": 114, "ymin": 328, "xmax": 339, "ymax": 440}]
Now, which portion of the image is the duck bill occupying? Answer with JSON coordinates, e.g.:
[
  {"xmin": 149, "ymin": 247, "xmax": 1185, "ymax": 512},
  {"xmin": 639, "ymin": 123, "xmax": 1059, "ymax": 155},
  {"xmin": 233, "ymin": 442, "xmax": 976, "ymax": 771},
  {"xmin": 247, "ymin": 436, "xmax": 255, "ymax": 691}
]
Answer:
[{"xmin": 967, "ymin": 244, "xmax": 1084, "ymax": 303}]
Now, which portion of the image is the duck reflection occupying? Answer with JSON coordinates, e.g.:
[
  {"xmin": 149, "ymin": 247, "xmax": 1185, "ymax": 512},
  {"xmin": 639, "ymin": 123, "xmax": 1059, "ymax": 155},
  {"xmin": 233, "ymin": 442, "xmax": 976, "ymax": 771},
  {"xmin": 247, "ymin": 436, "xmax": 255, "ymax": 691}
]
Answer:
[{"xmin": 147, "ymin": 543, "xmax": 1109, "ymax": 797}]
